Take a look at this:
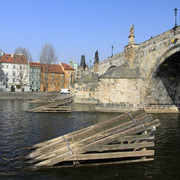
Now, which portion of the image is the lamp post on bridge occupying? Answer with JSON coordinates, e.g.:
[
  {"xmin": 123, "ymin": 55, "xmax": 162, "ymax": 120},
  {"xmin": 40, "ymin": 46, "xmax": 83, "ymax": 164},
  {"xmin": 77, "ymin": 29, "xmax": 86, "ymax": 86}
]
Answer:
[
  {"xmin": 174, "ymin": 8, "xmax": 178, "ymax": 27},
  {"xmin": 111, "ymin": 45, "xmax": 114, "ymax": 58}
]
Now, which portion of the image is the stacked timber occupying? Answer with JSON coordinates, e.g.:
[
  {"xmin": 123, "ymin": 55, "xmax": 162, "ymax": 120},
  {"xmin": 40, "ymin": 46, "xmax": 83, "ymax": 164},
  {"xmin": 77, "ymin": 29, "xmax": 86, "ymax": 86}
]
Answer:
[
  {"xmin": 28, "ymin": 96, "xmax": 73, "ymax": 113},
  {"xmin": 28, "ymin": 109, "xmax": 160, "ymax": 168}
]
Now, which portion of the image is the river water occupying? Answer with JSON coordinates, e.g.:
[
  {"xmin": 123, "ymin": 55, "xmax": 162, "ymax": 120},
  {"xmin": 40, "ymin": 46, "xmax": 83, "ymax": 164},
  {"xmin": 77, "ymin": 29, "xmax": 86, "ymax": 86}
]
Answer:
[{"xmin": 0, "ymin": 100, "xmax": 180, "ymax": 180}]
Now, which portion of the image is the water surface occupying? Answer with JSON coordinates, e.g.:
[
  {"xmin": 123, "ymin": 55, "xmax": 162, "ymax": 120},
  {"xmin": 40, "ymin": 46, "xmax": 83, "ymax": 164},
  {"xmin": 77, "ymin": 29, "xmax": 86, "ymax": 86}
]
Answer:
[{"xmin": 0, "ymin": 100, "xmax": 180, "ymax": 180}]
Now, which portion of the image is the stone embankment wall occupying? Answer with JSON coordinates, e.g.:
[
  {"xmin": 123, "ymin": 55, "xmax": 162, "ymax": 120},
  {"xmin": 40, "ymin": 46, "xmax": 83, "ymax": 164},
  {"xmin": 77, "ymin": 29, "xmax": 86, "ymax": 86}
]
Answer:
[{"xmin": 0, "ymin": 92, "xmax": 71, "ymax": 100}]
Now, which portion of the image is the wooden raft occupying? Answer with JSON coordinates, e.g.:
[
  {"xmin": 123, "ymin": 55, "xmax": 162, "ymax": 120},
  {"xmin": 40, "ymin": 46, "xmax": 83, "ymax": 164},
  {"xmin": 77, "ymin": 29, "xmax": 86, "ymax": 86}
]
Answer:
[
  {"xmin": 27, "ymin": 109, "xmax": 160, "ymax": 168},
  {"xmin": 28, "ymin": 97, "xmax": 73, "ymax": 113}
]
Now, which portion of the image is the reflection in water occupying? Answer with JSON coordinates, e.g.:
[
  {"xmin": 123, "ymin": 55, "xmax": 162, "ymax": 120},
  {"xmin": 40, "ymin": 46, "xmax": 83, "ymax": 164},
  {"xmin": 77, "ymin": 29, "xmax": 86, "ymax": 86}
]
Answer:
[{"xmin": 0, "ymin": 100, "xmax": 180, "ymax": 179}]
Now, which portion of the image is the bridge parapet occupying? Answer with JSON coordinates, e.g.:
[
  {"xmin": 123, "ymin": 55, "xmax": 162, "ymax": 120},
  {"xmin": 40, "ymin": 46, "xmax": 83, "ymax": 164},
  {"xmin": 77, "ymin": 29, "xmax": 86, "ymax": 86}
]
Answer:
[{"xmin": 136, "ymin": 26, "xmax": 180, "ymax": 80}]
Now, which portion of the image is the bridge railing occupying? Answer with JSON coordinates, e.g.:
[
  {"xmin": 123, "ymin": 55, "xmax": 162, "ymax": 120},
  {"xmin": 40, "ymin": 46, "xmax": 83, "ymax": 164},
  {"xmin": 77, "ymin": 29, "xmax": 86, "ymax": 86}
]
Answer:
[{"xmin": 96, "ymin": 102, "xmax": 143, "ymax": 109}]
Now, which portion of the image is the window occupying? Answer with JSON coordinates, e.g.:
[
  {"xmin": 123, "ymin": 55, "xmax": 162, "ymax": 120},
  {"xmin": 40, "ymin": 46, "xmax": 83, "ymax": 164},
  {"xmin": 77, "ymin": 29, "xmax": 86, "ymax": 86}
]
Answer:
[
  {"xmin": 13, "ymin": 78, "xmax": 15, "ymax": 82},
  {"xmin": 52, "ymin": 85, "xmax": 55, "ymax": 89},
  {"xmin": 52, "ymin": 73, "xmax": 55, "ymax": 76},
  {"xmin": 52, "ymin": 79, "xmax": 54, "ymax": 82},
  {"xmin": 6, "ymin": 65, "xmax": 8, "ymax": 68},
  {"xmin": 68, "ymin": 71, "xmax": 70, "ymax": 74},
  {"xmin": 68, "ymin": 77, "xmax": 71, "ymax": 82},
  {"xmin": 61, "ymin": 79, "xmax": 63, "ymax": 82},
  {"xmin": 20, "ymin": 66, "xmax": 22, "ymax": 70},
  {"xmin": 13, "ymin": 72, "xmax": 16, "ymax": 76},
  {"xmin": 6, "ymin": 72, "xmax": 8, "ymax": 76},
  {"xmin": 61, "ymin": 74, "xmax": 64, "ymax": 77},
  {"xmin": 68, "ymin": 84, "xmax": 71, "ymax": 88},
  {"xmin": 13, "ymin": 65, "xmax": 16, "ymax": 69}
]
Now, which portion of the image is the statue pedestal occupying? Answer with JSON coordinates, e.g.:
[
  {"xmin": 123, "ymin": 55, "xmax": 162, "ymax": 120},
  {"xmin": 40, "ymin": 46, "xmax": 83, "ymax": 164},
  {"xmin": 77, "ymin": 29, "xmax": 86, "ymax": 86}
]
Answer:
[{"xmin": 128, "ymin": 35, "xmax": 135, "ymax": 45}]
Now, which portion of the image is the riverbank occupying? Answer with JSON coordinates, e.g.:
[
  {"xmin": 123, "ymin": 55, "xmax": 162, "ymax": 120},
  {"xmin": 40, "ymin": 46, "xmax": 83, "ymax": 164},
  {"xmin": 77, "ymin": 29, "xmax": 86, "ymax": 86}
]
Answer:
[
  {"xmin": 74, "ymin": 98, "xmax": 180, "ymax": 113},
  {"xmin": 0, "ymin": 92, "xmax": 71, "ymax": 101},
  {"xmin": 95, "ymin": 104, "xmax": 180, "ymax": 113},
  {"xmin": 1, "ymin": 93, "xmax": 179, "ymax": 113}
]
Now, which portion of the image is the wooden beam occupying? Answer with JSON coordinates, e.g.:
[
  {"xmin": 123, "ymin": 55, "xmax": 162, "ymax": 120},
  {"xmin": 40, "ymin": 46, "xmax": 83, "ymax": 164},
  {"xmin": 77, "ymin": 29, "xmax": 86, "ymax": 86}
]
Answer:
[
  {"xmin": 30, "ymin": 109, "xmax": 147, "ymax": 149},
  {"xmin": 87, "ymin": 142, "xmax": 155, "ymax": 152},
  {"xmin": 32, "ymin": 158, "xmax": 154, "ymax": 169},
  {"xmin": 65, "ymin": 150, "xmax": 154, "ymax": 161},
  {"xmin": 29, "ymin": 115, "xmax": 153, "ymax": 159},
  {"xmin": 32, "ymin": 120, "xmax": 160, "ymax": 166}
]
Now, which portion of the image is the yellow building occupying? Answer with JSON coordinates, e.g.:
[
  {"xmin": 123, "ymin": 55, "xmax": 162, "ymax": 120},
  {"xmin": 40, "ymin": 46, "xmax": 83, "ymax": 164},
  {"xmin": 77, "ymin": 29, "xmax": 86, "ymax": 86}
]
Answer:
[
  {"xmin": 40, "ymin": 64, "xmax": 64, "ymax": 92},
  {"xmin": 60, "ymin": 63, "xmax": 74, "ymax": 90}
]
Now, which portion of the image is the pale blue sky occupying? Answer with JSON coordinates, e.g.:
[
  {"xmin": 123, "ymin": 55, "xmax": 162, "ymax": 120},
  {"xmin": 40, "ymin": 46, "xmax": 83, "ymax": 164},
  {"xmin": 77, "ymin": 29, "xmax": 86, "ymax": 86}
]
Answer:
[{"xmin": 1, "ymin": 0, "xmax": 179, "ymax": 65}]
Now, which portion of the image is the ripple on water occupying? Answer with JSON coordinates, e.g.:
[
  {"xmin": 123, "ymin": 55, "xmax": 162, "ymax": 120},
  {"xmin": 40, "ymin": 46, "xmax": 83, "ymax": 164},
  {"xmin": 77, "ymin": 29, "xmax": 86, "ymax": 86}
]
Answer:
[{"xmin": 0, "ymin": 101, "xmax": 180, "ymax": 179}]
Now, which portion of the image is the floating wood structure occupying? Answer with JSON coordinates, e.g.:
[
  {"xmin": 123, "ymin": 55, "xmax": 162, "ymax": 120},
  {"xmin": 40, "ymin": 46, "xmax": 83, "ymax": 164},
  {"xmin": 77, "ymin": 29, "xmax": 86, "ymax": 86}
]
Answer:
[
  {"xmin": 28, "ymin": 96, "xmax": 73, "ymax": 113},
  {"xmin": 28, "ymin": 109, "xmax": 160, "ymax": 168}
]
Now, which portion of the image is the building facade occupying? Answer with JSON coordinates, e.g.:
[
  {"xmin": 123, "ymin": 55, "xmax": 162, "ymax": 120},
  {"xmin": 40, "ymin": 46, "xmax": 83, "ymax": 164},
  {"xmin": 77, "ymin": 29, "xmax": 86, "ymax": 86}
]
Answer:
[
  {"xmin": 0, "ymin": 53, "xmax": 29, "ymax": 91},
  {"xmin": 29, "ymin": 62, "xmax": 41, "ymax": 92},
  {"xmin": 60, "ymin": 63, "xmax": 74, "ymax": 90},
  {"xmin": 40, "ymin": 64, "xmax": 65, "ymax": 92}
]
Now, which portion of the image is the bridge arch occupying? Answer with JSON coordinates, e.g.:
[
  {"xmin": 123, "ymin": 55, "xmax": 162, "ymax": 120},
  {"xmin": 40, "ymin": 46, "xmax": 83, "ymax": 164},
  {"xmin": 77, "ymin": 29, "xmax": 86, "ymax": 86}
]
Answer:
[
  {"xmin": 145, "ymin": 44, "xmax": 180, "ymax": 105},
  {"xmin": 106, "ymin": 65, "xmax": 117, "ymax": 73}
]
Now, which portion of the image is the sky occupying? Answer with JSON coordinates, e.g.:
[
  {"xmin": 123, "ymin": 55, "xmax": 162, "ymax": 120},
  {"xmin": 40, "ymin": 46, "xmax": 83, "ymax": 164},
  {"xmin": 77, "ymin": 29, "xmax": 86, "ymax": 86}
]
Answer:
[{"xmin": 1, "ymin": 0, "xmax": 179, "ymax": 65}]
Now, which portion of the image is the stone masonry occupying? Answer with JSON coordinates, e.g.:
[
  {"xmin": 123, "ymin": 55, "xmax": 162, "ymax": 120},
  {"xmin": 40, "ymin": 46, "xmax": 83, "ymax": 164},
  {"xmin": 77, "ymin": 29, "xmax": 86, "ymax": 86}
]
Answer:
[{"xmin": 73, "ymin": 25, "xmax": 180, "ymax": 112}]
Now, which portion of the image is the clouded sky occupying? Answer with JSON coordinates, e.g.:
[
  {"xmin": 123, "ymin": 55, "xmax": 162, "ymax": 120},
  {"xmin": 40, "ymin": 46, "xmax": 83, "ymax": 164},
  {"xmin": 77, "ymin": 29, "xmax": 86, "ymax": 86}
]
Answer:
[{"xmin": 1, "ymin": 0, "xmax": 179, "ymax": 65}]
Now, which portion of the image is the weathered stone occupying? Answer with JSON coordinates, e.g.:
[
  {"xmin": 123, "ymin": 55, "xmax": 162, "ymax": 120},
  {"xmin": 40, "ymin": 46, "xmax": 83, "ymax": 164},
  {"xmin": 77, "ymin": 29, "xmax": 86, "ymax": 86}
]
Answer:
[{"xmin": 74, "ymin": 25, "xmax": 180, "ymax": 112}]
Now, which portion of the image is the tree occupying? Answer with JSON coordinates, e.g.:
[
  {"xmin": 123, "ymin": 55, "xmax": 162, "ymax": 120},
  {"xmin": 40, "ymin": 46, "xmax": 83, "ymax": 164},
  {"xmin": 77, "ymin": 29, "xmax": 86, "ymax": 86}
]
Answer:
[
  {"xmin": 39, "ymin": 43, "xmax": 57, "ymax": 64},
  {"xmin": 39, "ymin": 43, "xmax": 58, "ymax": 92},
  {"xmin": 14, "ymin": 46, "xmax": 32, "ymax": 62}
]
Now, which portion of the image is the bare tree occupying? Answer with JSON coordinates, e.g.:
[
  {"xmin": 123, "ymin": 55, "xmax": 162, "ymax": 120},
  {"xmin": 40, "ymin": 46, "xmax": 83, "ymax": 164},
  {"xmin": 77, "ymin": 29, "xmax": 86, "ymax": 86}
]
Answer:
[
  {"xmin": 39, "ymin": 43, "xmax": 58, "ymax": 92},
  {"xmin": 14, "ymin": 46, "xmax": 32, "ymax": 62},
  {"xmin": 39, "ymin": 43, "xmax": 57, "ymax": 64}
]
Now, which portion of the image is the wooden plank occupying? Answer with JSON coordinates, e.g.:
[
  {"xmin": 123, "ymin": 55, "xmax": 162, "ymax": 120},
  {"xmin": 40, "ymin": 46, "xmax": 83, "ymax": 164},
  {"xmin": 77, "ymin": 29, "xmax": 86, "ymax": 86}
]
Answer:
[
  {"xmin": 30, "ymin": 109, "xmax": 147, "ymax": 149},
  {"xmin": 87, "ymin": 142, "xmax": 155, "ymax": 152},
  {"xmin": 29, "ymin": 97, "xmax": 73, "ymax": 112},
  {"xmin": 29, "ymin": 114, "xmax": 152, "ymax": 159},
  {"xmin": 116, "ymin": 134, "xmax": 154, "ymax": 143},
  {"xmin": 65, "ymin": 150, "xmax": 154, "ymax": 161},
  {"xmin": 31, "ymin": 119, "xmax": 159, "ymax": 162},
  {"xmin": 71, "ymin": 109, "xmax": 148, "ymax": 142},
  {"xmin": 32, "ymin": 120, "xmax": 160, "ymax": 166},
  {"xmin": 33, "ymin": 158, "xmax": 154, "ymax": 169}
]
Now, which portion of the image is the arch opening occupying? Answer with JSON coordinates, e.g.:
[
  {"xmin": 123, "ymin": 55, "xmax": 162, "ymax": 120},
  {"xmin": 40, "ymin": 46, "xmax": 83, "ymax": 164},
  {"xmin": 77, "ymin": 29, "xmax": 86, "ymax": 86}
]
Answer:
[{"xmin": 147, "ymin": 51, "xmax": 180, "ymax": 108}]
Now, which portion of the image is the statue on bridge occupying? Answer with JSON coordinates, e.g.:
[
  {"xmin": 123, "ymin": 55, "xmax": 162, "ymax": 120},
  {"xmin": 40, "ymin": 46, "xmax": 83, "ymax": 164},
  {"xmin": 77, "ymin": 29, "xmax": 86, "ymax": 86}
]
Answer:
[
  {"xmin": 128, "ymin": 24, "xmax": 135, "ymax": 45},
  {"xmin": 130, "ymin": 24, "xmax": 134, "ymax": 37}
]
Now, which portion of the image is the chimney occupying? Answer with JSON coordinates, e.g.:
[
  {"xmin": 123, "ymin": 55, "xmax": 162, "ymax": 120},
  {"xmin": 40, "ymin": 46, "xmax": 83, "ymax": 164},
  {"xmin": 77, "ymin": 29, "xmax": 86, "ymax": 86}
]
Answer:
[
  {"xmin": 11, "ymin": 53, "xmax": 14, "ymax": 58},
  {"xmin": 1, "ymin": 52, "xmax": 4, "ymax": 56}
]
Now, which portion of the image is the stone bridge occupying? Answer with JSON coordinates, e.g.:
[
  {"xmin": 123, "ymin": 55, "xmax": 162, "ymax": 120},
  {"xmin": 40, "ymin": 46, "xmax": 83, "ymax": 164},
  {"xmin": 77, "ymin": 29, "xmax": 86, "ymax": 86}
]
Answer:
[{"xmin": 74, "ymin": 25, "xmax": 180, "ymax": 112}]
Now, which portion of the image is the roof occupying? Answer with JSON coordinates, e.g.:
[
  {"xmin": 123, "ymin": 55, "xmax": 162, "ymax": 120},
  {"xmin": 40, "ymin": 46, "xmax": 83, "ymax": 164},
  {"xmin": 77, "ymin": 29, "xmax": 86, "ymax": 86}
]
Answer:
[
  {"xmin": 40, "ymin": 64, "xmax": 64, "ymax": 74},
  {"xmin": 61, "ymin": 63, "xmax": 74, "ymax": 70},
  {"xmin": 99, "ymin": 63, "xmax": 144, "ymax": 79},
  {"xmin": 76, "ymin": 72, "xmax": 99, "ymax": 84},
  {"xmin": 29, "ymin": 62, "xmax": 41, "ymax": 67},
  {"xmin": 0, "ymin": 54, "xmax": 28, "ymax": 64}
]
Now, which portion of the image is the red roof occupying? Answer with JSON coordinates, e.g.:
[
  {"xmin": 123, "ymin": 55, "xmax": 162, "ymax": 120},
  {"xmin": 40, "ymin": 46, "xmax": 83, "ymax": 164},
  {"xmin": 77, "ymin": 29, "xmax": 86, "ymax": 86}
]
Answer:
[
  {"xmin": 40, "ymin": 64, "xmax": 64, "ymax": 74},
  {"xmin": 0, "ymin": 54, "xmax": 28, "ymax": 64},
  {"xmin": 29, "ymin": 62, "xmax": 41, "ymax": 67},
  {"xmin": 61, "ymin": 63, "xmax": 74, "ymax": 70}
]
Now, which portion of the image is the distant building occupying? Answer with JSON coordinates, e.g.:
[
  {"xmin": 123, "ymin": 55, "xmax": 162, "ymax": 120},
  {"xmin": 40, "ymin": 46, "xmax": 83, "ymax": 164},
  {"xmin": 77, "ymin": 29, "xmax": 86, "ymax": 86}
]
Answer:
[
  {"xmin": 69, "ymin": 59, "xmax": 78, "ymax": 71},
  {"xmin": 69, "ymin": 59, "xmax": 78, "ymax": 79},
  {"xmin": 76, "ymin": 55, "xmax": 88, "ymax": 78},
  {"xmin": 0, "ymin": 53, "xmax": 30, "ymax": 91},
  {"xmin": 60, "ymin": 63, "xmax": 74, "ymax": 90},
  {"xmin": 29, "ymin": 62, "xmax": 41, "ymax": 92},
  {"xmin": 40, "ymin": 64, "xmax": 64, "ymax": 92}
]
